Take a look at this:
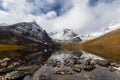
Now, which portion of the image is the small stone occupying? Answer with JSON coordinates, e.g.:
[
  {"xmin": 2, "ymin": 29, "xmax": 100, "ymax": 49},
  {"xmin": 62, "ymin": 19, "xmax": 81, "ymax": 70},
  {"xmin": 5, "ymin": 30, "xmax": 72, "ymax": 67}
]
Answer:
[
  {"xmin": 73, "ymin": 56, "xmax": 80, "ymax": 59},
  {"xmin": 13, "ymin": 62, "xmax": 20, "ymax": 66},
  {"xmin": 83, "ymin": 64, "xmax": 95, "ymax": 71},
  {"xmin": 1, "ymin": 61, "xmax": 8, "ymax": 67},
  {"xmin": 3, "ymin": 58, "xmax": 11, "ymax": 62},
  {"xmin": 72, "ymin": 65, "xmax": 81, "ymax": 72},
  {"xmin": 8, "ymin": 64, "xmax": 15, "ymax": 69},
  {"xmin": 0, "ymin": 57, "xmax": 11, "ymax": 66}
]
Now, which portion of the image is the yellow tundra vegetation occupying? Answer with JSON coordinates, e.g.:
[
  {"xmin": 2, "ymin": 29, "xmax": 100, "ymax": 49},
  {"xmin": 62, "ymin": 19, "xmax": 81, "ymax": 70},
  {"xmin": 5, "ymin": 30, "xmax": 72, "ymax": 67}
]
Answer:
[
  {"xmin": 0, "ymin": 44, "xmax": 24, "ymax": 51},
  {"xmin": 60, "ymin": 29, "xmax": 120, "ymax": 60}
]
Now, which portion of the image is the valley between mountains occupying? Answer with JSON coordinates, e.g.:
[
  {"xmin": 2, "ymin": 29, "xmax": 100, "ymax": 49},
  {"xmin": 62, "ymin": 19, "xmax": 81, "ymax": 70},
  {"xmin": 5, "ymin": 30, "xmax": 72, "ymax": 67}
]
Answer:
[{"xmin": 0, "ymin": 21, "xmax": 120, "ymax": 60}]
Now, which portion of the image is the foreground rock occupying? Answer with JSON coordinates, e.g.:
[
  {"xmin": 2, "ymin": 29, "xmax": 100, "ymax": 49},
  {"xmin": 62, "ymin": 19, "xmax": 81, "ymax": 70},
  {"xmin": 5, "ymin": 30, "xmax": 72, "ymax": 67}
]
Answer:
[{"xmin": 32, "ymin": 50, "xmax": 120, "ymax": 80}]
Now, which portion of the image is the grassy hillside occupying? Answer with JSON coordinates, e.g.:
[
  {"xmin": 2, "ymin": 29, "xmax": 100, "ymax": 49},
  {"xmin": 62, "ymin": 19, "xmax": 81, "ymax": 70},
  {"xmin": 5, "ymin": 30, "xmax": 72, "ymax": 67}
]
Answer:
[
  {"xmin": 0, "ymin": 44, "xmax": 24, "ymax": 51},
  {"xmin": 60, "ymin": 29, "xmax": 120, "ymax": 60}
]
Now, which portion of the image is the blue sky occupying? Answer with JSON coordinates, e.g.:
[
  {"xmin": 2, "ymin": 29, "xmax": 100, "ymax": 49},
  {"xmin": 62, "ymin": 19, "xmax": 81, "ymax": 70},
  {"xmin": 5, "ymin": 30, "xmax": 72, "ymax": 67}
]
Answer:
[
  {"xmin": 27, "ymin": 0, "xmax": 73, "ymax": 16},
  {"xmin": 0, "ymin": 0, "xmax": 120, "ymax": 35},
  {"xmin": 89, "ymin": 0, "xmax": 113, "ymax": 6}
]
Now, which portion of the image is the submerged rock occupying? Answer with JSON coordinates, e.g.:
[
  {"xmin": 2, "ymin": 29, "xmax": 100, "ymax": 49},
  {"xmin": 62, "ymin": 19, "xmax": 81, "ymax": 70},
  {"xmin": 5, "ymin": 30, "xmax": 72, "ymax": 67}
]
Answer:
[
  {"xmin": 95, "ymin": 59, "xmax": 110, "ymax": 67},
  {"xmin": 55, "ymin": 70, "xmax": 72, "ymax": 75}
]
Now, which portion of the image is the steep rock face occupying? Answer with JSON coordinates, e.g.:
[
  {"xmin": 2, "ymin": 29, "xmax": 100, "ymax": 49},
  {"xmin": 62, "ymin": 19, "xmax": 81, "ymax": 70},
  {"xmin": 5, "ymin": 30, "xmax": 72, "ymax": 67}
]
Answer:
[
  {"xmin": 0, "ymin": 21, "xmax": 52, "ymax": 43},
  {"xmin": 0, "ymin": 22, "xmax": 53, "ymax": 50},
  {"xmin": 49, "ymin": 29, "xmax": 82, "ymax": 44}
]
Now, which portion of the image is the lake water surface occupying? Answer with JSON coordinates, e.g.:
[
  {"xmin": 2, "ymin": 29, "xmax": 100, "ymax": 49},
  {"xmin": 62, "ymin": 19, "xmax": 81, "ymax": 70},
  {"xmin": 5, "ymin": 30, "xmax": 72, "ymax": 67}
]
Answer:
[{"xmin": 0, "ymin": 49, "xmax": 120, "ymax": 80}]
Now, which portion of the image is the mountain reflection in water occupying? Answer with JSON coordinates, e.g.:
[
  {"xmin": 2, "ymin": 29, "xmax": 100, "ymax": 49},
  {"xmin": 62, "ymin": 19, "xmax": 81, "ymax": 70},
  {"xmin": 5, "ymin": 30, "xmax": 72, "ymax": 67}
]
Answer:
[{"xmin": 0, "ymin": 49, "xmax": 120, "ymax": 80}]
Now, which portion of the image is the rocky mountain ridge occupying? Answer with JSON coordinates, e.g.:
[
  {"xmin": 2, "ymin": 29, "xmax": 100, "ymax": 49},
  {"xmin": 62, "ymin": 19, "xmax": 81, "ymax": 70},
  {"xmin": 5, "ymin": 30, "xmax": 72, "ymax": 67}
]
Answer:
[{"xmin": 0, "ymin": 21, "xmax": 53, "ymax": 50}]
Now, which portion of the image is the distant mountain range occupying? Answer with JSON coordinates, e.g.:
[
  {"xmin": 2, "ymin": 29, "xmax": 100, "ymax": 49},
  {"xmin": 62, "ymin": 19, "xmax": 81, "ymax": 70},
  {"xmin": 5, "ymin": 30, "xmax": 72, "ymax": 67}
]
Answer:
[{"xmin": 0, "ymin": 20, "xmax": 120, "ymax": 50}]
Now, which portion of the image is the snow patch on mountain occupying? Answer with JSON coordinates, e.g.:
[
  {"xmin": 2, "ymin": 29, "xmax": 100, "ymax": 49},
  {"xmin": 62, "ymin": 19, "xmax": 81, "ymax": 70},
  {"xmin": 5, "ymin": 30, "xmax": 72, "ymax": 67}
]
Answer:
[{"xmin": 104, "ymin": 21, "xmax": 120, "ymax": 32}]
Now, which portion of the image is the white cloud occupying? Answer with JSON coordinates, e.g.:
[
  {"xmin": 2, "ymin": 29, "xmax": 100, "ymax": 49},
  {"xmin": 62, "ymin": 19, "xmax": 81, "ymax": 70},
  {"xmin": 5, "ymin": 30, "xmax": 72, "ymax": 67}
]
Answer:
[
  {"xmin": 0, "ymin": 0, "xmax": 120, "ymax": 35},
  {"xmin": 2, "ymin": 0, "xmax": 33, "ymax": 14},
  {"xmin": 51, "ymin": 0, "xmax": 93, "ymax": 33},
  {"xmin": 83, "ymin": 0, "xmax": 120, "ymax": 34}
]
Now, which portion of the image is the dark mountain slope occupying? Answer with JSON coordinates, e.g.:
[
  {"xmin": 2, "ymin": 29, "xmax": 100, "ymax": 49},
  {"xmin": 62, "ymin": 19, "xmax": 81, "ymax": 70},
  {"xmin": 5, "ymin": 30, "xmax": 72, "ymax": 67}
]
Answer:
[{"xmin": 0, "ymin": 22, "xmax": 53, "ymax": 50}]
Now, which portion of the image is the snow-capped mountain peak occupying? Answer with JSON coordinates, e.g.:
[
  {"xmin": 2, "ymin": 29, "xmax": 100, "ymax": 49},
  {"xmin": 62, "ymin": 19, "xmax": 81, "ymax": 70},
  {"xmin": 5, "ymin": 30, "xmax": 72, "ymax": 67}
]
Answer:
[
  {"xmin": 49, "ymin": 28, "xmax": 78, "ymax": 40},
  {"xmin": 49, "ymin": 28, "xmax": 82, "ymax": 43}
]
